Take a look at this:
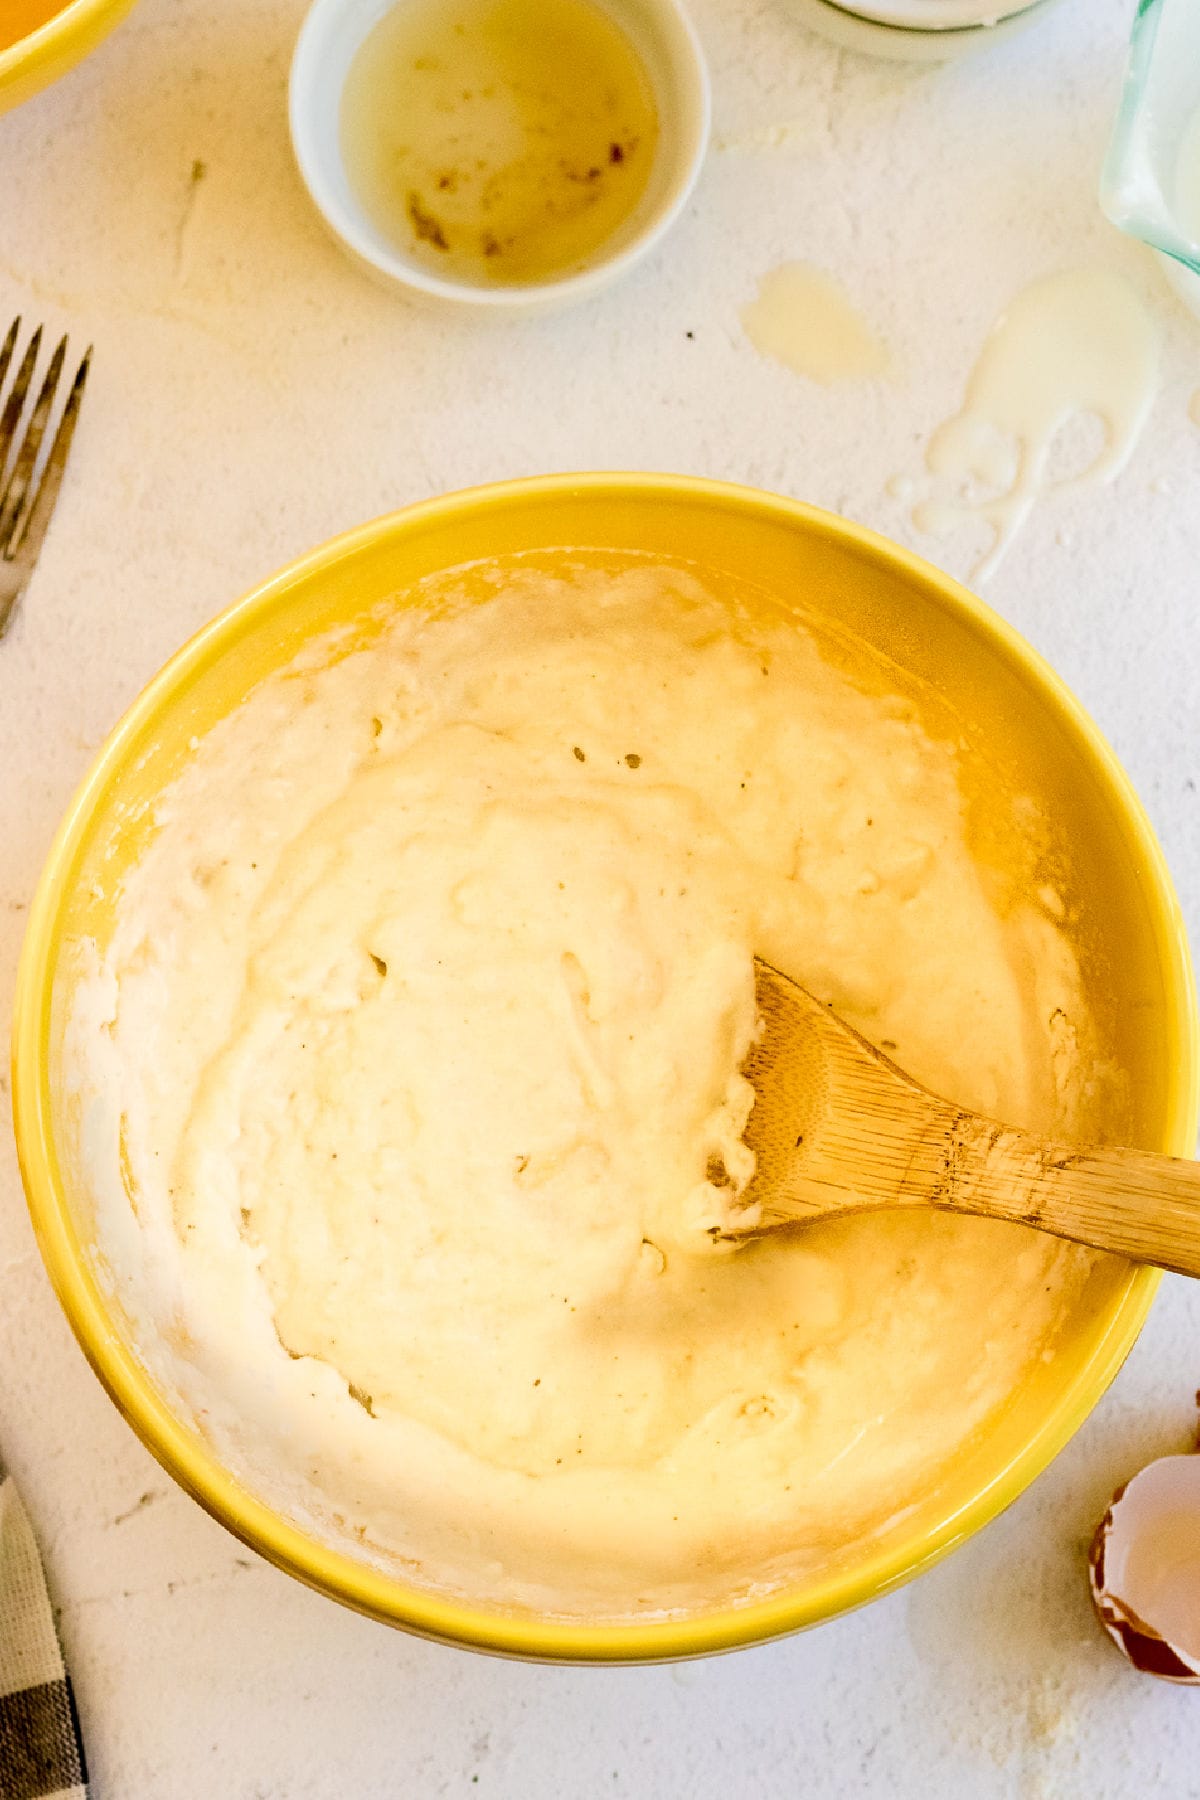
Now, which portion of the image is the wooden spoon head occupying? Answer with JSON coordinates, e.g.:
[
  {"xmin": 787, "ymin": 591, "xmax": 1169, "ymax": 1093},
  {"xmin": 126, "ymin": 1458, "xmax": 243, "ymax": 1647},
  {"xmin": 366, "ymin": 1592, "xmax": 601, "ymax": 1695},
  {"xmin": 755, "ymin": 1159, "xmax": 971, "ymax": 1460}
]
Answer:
[
  {"xmin": 736, "ymin": 958, "xmax": 947, "ymax": 1234},
  {"xmin": 738, "ymin": 961, "xmax": 1200, "ymax": 1277}
]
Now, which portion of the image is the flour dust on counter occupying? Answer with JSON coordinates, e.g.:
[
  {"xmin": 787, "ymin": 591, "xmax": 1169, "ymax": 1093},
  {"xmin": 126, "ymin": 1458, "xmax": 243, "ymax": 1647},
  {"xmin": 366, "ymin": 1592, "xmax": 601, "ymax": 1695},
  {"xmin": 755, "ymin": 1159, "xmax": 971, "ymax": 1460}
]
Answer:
[{"xmin": 65, "ymin": 550, "xmax": 1106, "ymax": 1619}]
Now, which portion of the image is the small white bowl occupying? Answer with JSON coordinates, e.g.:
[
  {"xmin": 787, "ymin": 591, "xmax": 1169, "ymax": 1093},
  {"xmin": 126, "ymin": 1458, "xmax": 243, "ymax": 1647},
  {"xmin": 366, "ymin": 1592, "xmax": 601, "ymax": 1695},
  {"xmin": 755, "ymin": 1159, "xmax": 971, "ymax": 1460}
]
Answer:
[
  {"xmin": 786, "ymin": 0, "xmax": 1062, "ymax": 60},
  {"xmin": 289, "ymin": 0, "xmax": 710, "ymax": 310},
  {"xmin": 839, "ymin": 0, "xmax": 1042, "ymax": 24}
]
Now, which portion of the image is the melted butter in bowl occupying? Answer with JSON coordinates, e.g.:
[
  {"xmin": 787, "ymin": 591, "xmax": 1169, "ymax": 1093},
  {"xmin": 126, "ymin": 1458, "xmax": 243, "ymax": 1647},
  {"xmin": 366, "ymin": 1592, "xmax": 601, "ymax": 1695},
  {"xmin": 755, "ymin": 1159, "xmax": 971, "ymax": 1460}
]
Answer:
[
  {"xmin": 341, "ymin": 0, "xmax": 660, "ymax": 285},
  {"xmin": 290, "ymin": 0, "xmax": 709, "ymax": 305},
  {"xmin": 64, "ymin": 554, "xmax": 1118, "ymax": 1618}
]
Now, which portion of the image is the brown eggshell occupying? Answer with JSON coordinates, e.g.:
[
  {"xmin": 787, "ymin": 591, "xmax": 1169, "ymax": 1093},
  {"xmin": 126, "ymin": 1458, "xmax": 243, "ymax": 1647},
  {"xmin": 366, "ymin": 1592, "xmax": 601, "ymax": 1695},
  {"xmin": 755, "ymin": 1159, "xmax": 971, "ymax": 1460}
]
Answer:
[{"xmin": 1089, "ymin": 1454, "xmax": 1200, "ymax": 1684}]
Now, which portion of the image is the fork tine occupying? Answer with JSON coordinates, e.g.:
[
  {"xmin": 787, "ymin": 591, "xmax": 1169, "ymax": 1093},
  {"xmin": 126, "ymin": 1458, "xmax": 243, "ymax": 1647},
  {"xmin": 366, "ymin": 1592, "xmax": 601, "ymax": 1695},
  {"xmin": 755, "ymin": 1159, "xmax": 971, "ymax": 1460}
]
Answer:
[
  {"xmin": 0, "ymin": 325, "xmax": 41, "ymax": 477},
  {"xmin": 0, "ymin": 318, "xmax": 20, "ymax": 398},
  {"xmin": 2, "ymin": 346, "xmax": 91, "ymax": 581},
  {"xmin": 0, "ymin": 334, "xmax": 67, "ymax": 544}
]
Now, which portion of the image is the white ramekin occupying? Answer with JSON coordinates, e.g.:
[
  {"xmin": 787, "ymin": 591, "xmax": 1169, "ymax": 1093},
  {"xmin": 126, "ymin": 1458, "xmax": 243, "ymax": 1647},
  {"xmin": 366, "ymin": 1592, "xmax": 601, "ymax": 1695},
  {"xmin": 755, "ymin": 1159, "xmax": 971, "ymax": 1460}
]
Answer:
[
  {"xmin": 787, "ymin": 0, "xmax": 1062, "ymax": 61},
  {"xmin": 289, "ymin": 0, "xmax": 710, "ymax": 311}
]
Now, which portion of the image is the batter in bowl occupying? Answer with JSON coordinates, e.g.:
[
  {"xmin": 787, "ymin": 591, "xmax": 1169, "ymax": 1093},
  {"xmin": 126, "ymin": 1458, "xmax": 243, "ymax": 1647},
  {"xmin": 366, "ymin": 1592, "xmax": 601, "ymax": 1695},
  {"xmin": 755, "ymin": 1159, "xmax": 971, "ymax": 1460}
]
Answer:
[{"xmin": 67, "ymin": 554, "xmax": 1106, "ymax": 1615}]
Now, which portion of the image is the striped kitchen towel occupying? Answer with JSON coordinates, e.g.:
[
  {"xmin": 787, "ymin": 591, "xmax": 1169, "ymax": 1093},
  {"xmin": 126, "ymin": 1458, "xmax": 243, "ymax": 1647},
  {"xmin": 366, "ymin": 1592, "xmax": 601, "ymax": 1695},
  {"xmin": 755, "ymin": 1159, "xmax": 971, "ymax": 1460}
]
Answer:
[{"xmin": 0, "ymin": 1466, "xmax": 88, "ymax": 1800}]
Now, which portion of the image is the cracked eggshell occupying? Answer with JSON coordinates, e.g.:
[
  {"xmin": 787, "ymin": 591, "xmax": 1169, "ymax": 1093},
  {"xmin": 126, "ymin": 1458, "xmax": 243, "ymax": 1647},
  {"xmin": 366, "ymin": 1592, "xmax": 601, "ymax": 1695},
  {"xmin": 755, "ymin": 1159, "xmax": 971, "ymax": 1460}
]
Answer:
[{"xmin": 1089, "ymin": 1454, "xmax": 1200, "ymax": 1683}]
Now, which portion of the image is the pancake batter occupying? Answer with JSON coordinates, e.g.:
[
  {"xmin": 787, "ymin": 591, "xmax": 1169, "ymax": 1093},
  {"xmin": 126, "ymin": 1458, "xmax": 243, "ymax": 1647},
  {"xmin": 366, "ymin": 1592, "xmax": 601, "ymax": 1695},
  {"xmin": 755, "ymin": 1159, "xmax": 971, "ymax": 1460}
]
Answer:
[{"xmin": 67, "ymin": 555, "xmax": 1100, "ymax": 1615}]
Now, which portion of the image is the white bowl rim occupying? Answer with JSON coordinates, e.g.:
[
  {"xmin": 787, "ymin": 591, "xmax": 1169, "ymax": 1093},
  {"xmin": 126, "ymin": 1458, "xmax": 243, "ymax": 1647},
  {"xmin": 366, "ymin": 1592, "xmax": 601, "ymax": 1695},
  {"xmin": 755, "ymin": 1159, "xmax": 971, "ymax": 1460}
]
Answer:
[
  {"xmin": 288, "ymin": 0, "xmax": 712, "ymax": 309},
  {"xmin": 819, "ymin": 0, "xmax": 1043, "ymax": 28}
]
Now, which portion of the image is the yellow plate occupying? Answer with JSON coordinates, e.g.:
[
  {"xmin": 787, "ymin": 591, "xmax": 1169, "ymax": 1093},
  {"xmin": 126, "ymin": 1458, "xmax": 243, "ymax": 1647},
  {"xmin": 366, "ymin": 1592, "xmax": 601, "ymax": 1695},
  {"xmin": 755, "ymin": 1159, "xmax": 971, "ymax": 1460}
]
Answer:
[
  {"xmin": 12, "ymin": 474, "xmax": 1199, "ymax": 1661},
  {"xmin": 0, "ymin": 0, "xmax": 137, "ymax": 115}
]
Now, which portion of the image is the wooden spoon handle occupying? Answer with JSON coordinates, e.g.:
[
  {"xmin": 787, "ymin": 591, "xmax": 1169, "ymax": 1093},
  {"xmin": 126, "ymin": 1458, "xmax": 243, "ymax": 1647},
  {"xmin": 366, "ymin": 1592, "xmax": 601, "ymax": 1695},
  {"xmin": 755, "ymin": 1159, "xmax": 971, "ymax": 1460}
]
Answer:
[{"xmin": 924, "ymin": 1109, "xmax": 1200, "ymax": 1277}]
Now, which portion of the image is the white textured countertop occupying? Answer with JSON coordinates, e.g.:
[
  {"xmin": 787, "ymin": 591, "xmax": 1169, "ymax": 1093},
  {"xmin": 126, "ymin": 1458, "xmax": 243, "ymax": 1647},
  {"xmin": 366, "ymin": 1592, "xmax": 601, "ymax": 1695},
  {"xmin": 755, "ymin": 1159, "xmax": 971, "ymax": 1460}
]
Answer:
[{"xmin": 4, "ymin": 0, "xmax": 1200, "ymax": 1792}]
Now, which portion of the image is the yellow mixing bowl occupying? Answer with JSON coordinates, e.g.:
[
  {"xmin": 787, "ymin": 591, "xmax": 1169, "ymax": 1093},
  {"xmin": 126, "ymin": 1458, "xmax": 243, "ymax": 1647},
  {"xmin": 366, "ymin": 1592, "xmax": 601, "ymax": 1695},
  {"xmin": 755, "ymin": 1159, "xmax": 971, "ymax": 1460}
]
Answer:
[
  {"xmin": 0, "ymin": 0, "xmax": 137, "ymax": 116},
  {"xmin": 12, "ymin": 474, "xmax": 1198, "ymax": 1661}
]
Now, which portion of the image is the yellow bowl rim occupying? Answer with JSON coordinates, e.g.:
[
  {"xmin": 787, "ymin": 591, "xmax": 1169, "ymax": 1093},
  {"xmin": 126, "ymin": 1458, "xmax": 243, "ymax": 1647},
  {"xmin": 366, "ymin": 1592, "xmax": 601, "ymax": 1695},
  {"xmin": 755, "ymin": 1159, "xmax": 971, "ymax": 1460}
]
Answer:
[
  {"xmin": 12, "ymin": 471, "xmax": 1199, "ymax": 1661},
  {"xmin": 0, "ymin": 0, "xmax": 127, "ymax": 83}
]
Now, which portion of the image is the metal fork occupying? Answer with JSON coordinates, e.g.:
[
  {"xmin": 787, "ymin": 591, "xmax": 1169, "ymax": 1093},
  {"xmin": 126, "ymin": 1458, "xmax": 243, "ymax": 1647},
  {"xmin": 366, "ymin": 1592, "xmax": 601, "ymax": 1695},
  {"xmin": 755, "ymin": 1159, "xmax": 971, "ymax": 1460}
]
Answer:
[{"xmin": 0, "ymin": 317, "xmax": 91, "ymax": 639}]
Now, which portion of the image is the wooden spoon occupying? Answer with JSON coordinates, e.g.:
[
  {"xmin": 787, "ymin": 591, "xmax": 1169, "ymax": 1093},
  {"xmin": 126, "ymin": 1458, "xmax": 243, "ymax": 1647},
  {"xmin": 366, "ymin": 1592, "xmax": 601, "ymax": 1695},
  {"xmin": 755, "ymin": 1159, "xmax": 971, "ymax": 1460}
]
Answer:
[{"xmin": 728, "ymin": 957, "xmax": 1200, "ymax": 1277}]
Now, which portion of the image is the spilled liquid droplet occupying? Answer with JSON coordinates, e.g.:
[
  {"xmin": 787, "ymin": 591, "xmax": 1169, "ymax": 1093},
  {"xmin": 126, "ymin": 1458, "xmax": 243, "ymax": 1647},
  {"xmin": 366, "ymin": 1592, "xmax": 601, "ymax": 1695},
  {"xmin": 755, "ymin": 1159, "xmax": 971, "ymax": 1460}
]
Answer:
[
  {"xmin": 911, "ymin": 499, "xmax": 967, "ymax": 539},
  {"xmin": 742, "ymin": 264, "xmax": 888, "ymax": 386},
  {"xmin": 906, "ymin": 269, "xmax": 1159, "ymax": 581}
]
